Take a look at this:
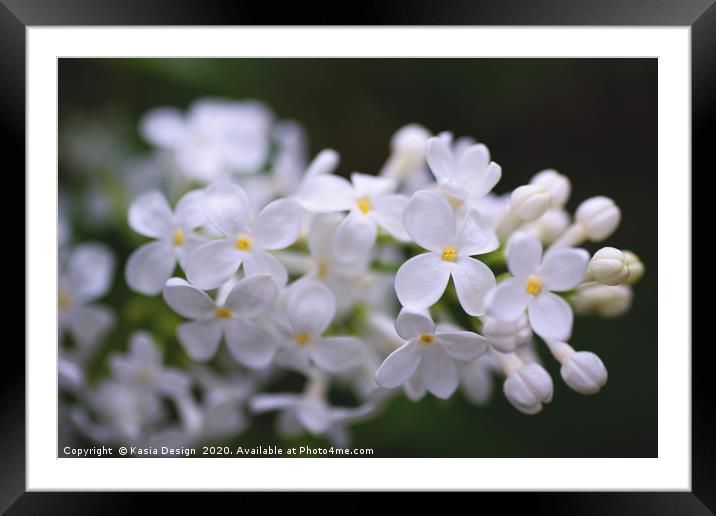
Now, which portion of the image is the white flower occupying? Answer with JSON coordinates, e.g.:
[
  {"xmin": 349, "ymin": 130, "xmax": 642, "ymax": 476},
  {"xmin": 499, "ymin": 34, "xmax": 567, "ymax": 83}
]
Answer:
[
  {"xmin": 296, "ymin": 172, "xmax": 410, "ymax": 263},
  {"xmin": 589, "ymin": 247, "xmax": 630, "ymax": 286},
  {"xmin": 487, "ymin": 233, "xmax": 589, "ymax": 341},
  {"xmin": 570, "ymin": 284, "xmax": 633, "ymax": 318},
  {"xmin": 575, "ymin": 196, "xmax": 621, "ymax": 241},
  {"xmin": 426, "ymin": 136, "xmax": 502, "ymax": 206},
  {"xmin": 125, "ymin": 189, "xmax": 207, "ymax": 295},
  {"xmin": 545, "ymin": 340, "xmax": 608, "ymax": 394},
  {"xmin": 162, "ymin": 274, "xmax": 279, "ymax": 368},
  {"xmin": 522, "ymin": 208, "xmax": 570, "ymax": 245},
  {"xmin": 58, "ymin": 243, "xmax": 115, "ymax": 350},
  {"xmin": 109, "ymin": 331, "xmax": 190, "ymax": 398},
  {"xmin": 375, "ymin": 308, "xmax": 488, "ymax": 399},
  {"xmin": 273, "ymin": 280, "xmax": 365, "ymax": 374},
  {"xmin": 459, "ymin": 353, "xmax": 497, "ymax": 406},
  {"xmin": 530, "ymin": 169, "xmax": 571, "ymax": 208},
  {"xmin": 482, "ymin": 314, "xmax": 532, "ymax": 353},
  {"xmin": 509, "ymin": 184, "xmax": 551, "ymax": 221},
  {"xmin": 250, "ymin": 392, "xmax": 374, "ymax": 446},
  {"xmin": 185, "ymin": 182, "xmax": 302, "ymax": 289},
  {"xmin": 503, "ymin": 361, "xmax": 554, "ymax": 415},
  {"xmin": 395, "ymin": 190, "xmax": 498, "ymax": 315},
  {"xmin": 381, "ymin": 124, "xmax": 431, "ymax": 180},
  {"xmin": 140, "ymin": 98, "xmax": 274, "ymax": 182}
]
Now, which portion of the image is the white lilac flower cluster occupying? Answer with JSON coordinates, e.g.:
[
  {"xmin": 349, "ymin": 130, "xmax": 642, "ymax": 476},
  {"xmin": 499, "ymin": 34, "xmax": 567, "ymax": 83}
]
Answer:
[{"xmin": 59, "ymin": 98, "xmax": 645, "ymax": 450}]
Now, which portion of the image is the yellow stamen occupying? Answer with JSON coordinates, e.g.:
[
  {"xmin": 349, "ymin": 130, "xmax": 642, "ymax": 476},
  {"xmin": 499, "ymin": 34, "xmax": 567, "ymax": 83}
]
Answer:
[
  {"xmin": 295, "ymin": 332, "xmax": 312, "ymax": 346},
  {"xmin": 136, "ymin": 368, "xmax": 154, "ymax": 383},
  {"xmin": 214, "ymin": 307, "xmax": 233, "ymax": 318},
  {"xmin": 172, "ymin": 228, "xmax": 184, "ymax": 247},
  {"xmin": 58, "ymin": 290, "xmax": 71, "ymax": 310},
  {"xmin": 419, "ymin": 333, "xmax": 435, "ymax": 345},
  {"xmin": 235, "ymin": 235, "xmax": 252, "ymax": 251},
  {"xmin": 356, "ymin": 196, "xmax": 372, "ymax": 214},
  {"xmin": 526, "ymin": 275, "xmax": 544, "ymax": 296},
  {"xmin": 441, "ymin": 246, "xmax": 458, "ymax": 262},
  {"xmin": 316, "ymin": 260, "xmax": 328, "ymax": 279}
]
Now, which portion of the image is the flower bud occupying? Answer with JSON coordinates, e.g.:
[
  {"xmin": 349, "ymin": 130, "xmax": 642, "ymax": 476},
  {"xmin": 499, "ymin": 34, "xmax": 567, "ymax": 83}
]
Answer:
[
  {"xmin": 510, "ymin": 184, "xmax": 551, "ymax": 221},
  {"xmin": 530, "ymin": 169, "xmax": 571, "ymax": 208},
  {"xmin": 523, "ymin": 208, "xmax": 570, "ymax": 244},
  {"xmin": 388, "ymin": 124, "xmax": 431, "ymax": 177},
  {"xmin": 570, "ymin": 284, "xmax": 633, "ymax": 318},
  {"xmin": 483, "ymin": 314, "xmax": 532, "ymax": 353},
  {"xmin": 623, "ymin": 250, "xmax": 644, "ymax": 285},
  {"xmin": 503, "ymin": 363, "xmax": 553, "ymax": 415},
  {"xmin": 575, "ymin": 196, "xmax": 621, "ymax": 241},
  {"xmin": 589, "ymin": 247, "xmax": 629, "ymax": 286},
  {"xmin": 560, "ymin": 351, "xmax": 608, "ymax": 395}
]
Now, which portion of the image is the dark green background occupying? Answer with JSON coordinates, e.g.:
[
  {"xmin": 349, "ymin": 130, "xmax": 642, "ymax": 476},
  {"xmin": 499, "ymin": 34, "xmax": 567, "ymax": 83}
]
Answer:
[{"xmin": 59, "ymin": 59, "xmax": 657, "ymax": 457}]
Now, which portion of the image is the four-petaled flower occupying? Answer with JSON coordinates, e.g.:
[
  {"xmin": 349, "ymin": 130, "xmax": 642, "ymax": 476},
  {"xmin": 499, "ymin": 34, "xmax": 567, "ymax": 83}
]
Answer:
[
  {"xmin": 375, "ymin": 307, "xmax": 488, "ymax": 399},
  {"xmin": 185, "ymin": 182, "xmax": 302, "ymax": 289},
  {"xmin": 395, "ymin": 190, "xmax": 498, "ymax": 315},
  {"xmin": 162, "ymin": 274, "xmax": 279, "ymax": 368},
  {"xmin": 486, "ymin": 233, "xmax": 589, "ymax": 341}
]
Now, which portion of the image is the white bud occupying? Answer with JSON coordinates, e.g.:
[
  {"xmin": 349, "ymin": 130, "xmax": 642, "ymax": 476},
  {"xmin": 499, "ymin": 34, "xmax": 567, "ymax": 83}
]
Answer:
[
  {"xmin": 503, "ymin": 363, "xmax": 553, "ymax": 415},
  {"xmin": 388, "ymin": 124, "xmax": 431, "ymax": 176},
  {"xmin": 623, "ymin": 250, "xmax": 644, "ymax": 285},
  {"xmin": 530, "ymin": 169, "xmax": 571, "ymax": 208},
  {"xmin": 589, "ymin": 247, "xmax": 629, "ymax": 286},
  {"xmin": 561, "ymin": 351, "xmax": 608, "ymax": 395},
  {"xmin": 575, "ymin": 196, "xmax": 621, "ymax": 241},
  {"xmin": 510, "ymin": 184, "xmax": 551, "ymax": 221},
  {"xmin": 483, "ymin": 315, "xmax": 532, "ymax": 353},
  {"xmin": 570, "ymin": 284, "xmax": 633, "ymax": 318},
  {"xmin": 523, "ymin": 208, "xmax": 570, "ymax": 244}
]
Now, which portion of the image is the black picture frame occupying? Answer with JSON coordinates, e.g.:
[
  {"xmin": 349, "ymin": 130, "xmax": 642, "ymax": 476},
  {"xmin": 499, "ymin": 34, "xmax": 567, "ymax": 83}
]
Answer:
[{"xmin": 3, "ymin": 0, "xmax": 707, "ymax": 510}]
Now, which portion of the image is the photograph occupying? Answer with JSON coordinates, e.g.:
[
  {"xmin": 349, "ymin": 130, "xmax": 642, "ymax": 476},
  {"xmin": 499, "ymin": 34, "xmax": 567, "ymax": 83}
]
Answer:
[{"xmin": 56, "ymin": 57, "xmax": 657, "ymax": 459}]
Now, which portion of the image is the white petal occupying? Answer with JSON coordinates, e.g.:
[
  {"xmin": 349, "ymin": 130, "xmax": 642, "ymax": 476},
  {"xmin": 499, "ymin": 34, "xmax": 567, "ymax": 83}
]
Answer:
[
  {"xmin": 395, "ymin": 252, "xmax": 450, "ymax": 309},
  {"xmin": 455, "ymin": 210, "xmax": 499, "ymax": 256},
  {"xmin": 177, "ymin": 321, "xmax": 222, "ymax": 361},
  {"xmin": 455, "ymin": 143, "xmax": 490, "ymax": 179},
  {"xmin": 426, "ymin": 137, "xmax": 456, "ymax": 180},
  {"xmin": 375, "ymin": 341, "xmax": 422, "ymax": 389},
  {"xmin": 162, "ymin": 277, "xmax": 216, "ymax": 319},
  {"xmin": 305, "ymin": 148, "xmax": 340, "ymax": 179},
  {"xmin": 250, "ymin": 394, "xmax": 301, "ymax": 413},
  {"xmin": 403, "ymin": 372, "xmax": 427, "ymax": 401},
  {"xmin": 308, "ymin": 213, "xmax": 343, "ymax": 258},
  {"xmin": 155, "ymin": 370, "xmax": 190, "ymax": 397},
  {"xmin": 486, "ymin": 278, "xmax": 530, "ymax": 322},
  {"xmin": 174, "ymin": 189, "xmax": 206, "ymax": 230},
  {"xmin": 225, "ymin": 320, "xmax": 276, "ymax": 369},
  {"xmin": 222, "ymin": 274, "xmax": 278, "ymax": 318},
  {"xmin": 438, "ymin": 331, "xmax": 488, "ymax": 361},
  {"xmin": 68, "ymin": 243, "xmax": 115, "ymax": 302},
  {"xmin": 310, "ymin": 336, "xmax": 364, "ymax": 373},
  {"xmin": 243, "ymin": 250, "xmax": 288, "ymax": 288},
  {"xmin": 253, "ymin": 198, "xmax": 303, "ymax": 250},
  {"xmin": 528, "ymin": 292, "xmax": 573, "ymax": 341},
  {"xmin": 129, "ymin": 331, "xmax": 161, "ymax": 364},
  {"xmin": 68, "ymin": 305, "xmax": 114, "ymax": 348},
  {"xmin": 185, "ymin": 240, "xmax": 242, "ymax": 290},
  {"xmin": 125, "ymin": 241, "xmax": 176, "ymax": 295},
  {"xmin": 128, "ymin": 190, "xmax": 174, "ymax": 239},
  {"xmin": 275, "ymin": 348, "xmax": 312, "ymax": 374},
  {"xmin": 460, "ymin": 358, "xmax": 494, "ymax": 405},
  {"xmin": 201, "ymin": 181, "xmax": 251, "ymax": 237},
  {"xmin": 540, "ymin": 247, "xmax": 590, "ymax": 291},
  {"xmin": 331, "ymin": 212, "xmax": 377, "ymax": 264},
  {"xmin": 373, "ymin": 194, "xmax": 410, "ymax": 241},
  {"xmin": 295, "ymin": 398, "xmax": 333, "ymax": 434},
  {"xmin": 395, "ymin": 306, "xmax": 435, "ymax": 341},
  {"xmin": 296, "ymin": 175, "xmax": 354, "ymax": 213},
  {"xmin": 451, "ymin": 257, "xmax": 496, "ymax": 316},
  {"xmin": 420, "ymin": 345, "xmax": 459, "ymax": 399},
  {"xmin": 507, "ymin": 233, "xmax": 543, "ymax": 278},
  {"xmin": 403, "ymin": 190, "xmax": 454, "ymax": 251},
  {"xmin": 351, "ymin": 172, "xmax": 396, "ymax": 198},
  {"xmin": 287, "ymin": 280, "xmax": 335, "ymax": 335},
  {"xmin": 139, "ymin": 107, "xmax": 186, "ymax": 148}
]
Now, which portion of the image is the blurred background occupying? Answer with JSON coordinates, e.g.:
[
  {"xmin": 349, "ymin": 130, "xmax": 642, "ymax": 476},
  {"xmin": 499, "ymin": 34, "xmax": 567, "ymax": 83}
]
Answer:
[{"xmin": 59, "ymin": 58, "xmax": 657, "ymax": 457}]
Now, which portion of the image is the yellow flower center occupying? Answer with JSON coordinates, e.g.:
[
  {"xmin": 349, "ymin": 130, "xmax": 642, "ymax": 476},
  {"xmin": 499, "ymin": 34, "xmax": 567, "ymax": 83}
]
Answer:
[
  {"xmin": 419, "ymin": 333, "xmax": 435, "ymax": 345},
  {"xmin": 58, "ymin": 290, "xmax": 71, "ymax": 311},
  {"xmin": 136, "ymin": 367, "xmax": 154, "ymax": 383},
  {"xmin": 441, "ymin": 246, "xmax": 458, "ymax": 262},
  {"xmin": 316, "ymin": 260, "xmax": 328, "ymax": 279},
  {"xmin": 214, "ymin": 307, "xmax": 233, "ymax": 318},
  {"xmin": 172, "ymin": 228, "xmax": 184, "ymax": 247},
  {"xmin": 295, "ymin": 332, "xmax": 312, "ymax": 346},
  {"xmin": 235, "ymin": 235, "xmax": 253, "ymax": 251},
  {"xmin": 526, "ymin": 275, "xmax": 544, "ymax": 296},
  {"xmin": 356, "ymin": 196, "xmax": 372, "ymax": 214}
]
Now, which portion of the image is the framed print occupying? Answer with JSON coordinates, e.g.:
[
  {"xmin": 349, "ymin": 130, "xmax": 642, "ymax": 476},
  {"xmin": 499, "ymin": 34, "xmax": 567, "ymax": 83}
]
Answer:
[{"xmin": 3, "ymin": 0, "xmax": 709, "ymax": 510}]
